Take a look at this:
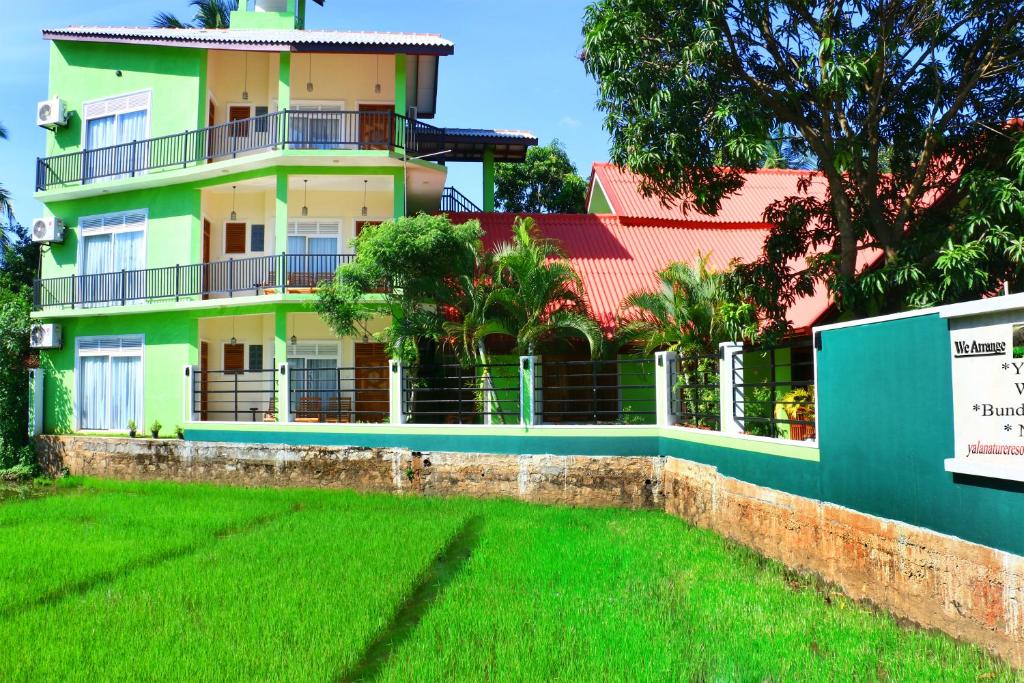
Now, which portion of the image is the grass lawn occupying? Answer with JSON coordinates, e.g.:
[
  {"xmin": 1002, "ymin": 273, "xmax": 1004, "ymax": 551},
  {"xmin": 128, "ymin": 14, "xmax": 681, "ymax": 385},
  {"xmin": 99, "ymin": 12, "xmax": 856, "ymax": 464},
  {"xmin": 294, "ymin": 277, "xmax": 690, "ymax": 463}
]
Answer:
[{"xmin": 0, "ymin": 479, "xmax": 1015, "ymax": 681}]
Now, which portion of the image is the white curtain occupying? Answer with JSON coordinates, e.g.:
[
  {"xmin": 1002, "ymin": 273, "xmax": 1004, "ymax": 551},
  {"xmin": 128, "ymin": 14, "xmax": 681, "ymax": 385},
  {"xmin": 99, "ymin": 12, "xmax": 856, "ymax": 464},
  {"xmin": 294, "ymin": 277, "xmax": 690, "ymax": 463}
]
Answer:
[
  {"xmin": 84, "ymin": 115, "xmax": 116, "ymax": 182},
  {"xmin": 82, "ymin": 233, "xmax": 113, "ymax": 304},
  {"xmin": 79, "ymin": 356, "xmax": 109, "ymax": 430},
  {"xmin": 308, "ymin": 237, "xmax": 338, "ymax": 256},
  {"xmin": 115, "ymin": 231, "xmax": 145, "ymax": 301},
  {"xmin": 117, "ymin": 110, "xmax": 149, "ymax": 173},
  {"xmin": 110, "ymin": 356, "xmax": 141, "ymax": 431}
]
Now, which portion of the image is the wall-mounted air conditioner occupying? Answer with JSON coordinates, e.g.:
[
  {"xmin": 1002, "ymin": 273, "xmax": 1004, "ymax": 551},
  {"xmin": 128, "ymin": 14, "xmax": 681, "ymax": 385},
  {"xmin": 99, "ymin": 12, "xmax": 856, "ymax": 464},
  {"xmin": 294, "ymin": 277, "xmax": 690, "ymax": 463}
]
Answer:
[
  {"xmin": 31, "ymin": 216, "xmax": 64, "ymax": 244},
  {"xmin": 30, "ymin": 323, "xmax": 62, "ymax": 350},
  {"xmin": 37, "ymin": 98, "xmax": 68, "ymax": 129}
]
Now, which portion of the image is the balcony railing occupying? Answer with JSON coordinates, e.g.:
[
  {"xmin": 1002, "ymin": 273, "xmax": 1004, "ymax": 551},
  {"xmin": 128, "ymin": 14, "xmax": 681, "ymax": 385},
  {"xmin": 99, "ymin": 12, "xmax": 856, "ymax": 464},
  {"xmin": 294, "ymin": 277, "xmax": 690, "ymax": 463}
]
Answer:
[
  {"xmin": 36, "ymin": 109, "xmax": 440, "ymax": 191},
  {"xmin": 32, "ymin": 253, "xmax": 354, "ymax": 309},
  {"xmin": 439, "ymin": 187, "xmax": 482, "ymax": 213}
]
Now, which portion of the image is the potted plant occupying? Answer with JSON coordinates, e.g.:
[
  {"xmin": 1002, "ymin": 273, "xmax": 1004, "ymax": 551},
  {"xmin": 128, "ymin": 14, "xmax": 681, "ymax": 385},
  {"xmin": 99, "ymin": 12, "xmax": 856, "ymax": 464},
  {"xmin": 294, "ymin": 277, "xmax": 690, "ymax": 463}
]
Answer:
[
  {"xmin": 150, "ymin": 420, "xmax": 162, "ymax": 439},
  {"xmin": 127, "ymin": 420, "xmax": 137, "ymax": 438},
  {"xmin": 780, "ymin": 387, "xmax": 816, "ymax": 441},
  {"xmin": 175, "ymin": 425, "xmax": 185, "ymax": 440}
]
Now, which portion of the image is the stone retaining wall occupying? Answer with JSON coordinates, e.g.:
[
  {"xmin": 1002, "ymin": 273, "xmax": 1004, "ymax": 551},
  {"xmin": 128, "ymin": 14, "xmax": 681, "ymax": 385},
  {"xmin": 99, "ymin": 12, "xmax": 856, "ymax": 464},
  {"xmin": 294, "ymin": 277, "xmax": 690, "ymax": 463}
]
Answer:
[{"xmin": 35, "ymin": 435, "xmax": 1024, "ymax": 665}]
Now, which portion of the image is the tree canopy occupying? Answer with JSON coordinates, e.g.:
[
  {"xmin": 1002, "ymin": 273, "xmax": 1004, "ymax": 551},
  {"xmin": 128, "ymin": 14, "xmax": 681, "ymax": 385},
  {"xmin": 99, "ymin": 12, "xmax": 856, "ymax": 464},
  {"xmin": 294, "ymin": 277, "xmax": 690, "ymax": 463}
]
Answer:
[
  {"xmin": 494, "ymin": 140, "xmax": 588, "ymax": 214},
  {"xmin": 583, "ymin": 0, "xmax": 1024, "ymax": 334}
]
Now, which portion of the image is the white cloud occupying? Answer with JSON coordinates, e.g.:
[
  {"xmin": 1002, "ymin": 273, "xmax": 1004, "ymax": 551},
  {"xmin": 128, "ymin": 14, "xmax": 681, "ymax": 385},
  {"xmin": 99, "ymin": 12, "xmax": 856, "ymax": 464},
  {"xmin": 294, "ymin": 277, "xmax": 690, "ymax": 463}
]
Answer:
[{"xmin": 559, "ymin": 115, "xmax": 580, "ymax": 128}]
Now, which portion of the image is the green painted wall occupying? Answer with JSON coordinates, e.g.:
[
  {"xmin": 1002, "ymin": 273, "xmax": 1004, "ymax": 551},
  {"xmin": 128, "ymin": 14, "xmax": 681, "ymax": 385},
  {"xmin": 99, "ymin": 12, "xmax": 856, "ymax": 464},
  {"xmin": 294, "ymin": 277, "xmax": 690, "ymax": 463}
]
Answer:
[
  {"xmin": 588, "ymin": 181, "xmax": 613, "ymax": 214},
  {"xmin": 48, "ymin": 41, "xmax": 206, "ymax": 157},
  {"xmin": 618, "ymin": 354, "xmax": 656, "ymax": 425},
  {"xmin": 41, "ymin": 185, "xmax": 200, "ymax": 280}
]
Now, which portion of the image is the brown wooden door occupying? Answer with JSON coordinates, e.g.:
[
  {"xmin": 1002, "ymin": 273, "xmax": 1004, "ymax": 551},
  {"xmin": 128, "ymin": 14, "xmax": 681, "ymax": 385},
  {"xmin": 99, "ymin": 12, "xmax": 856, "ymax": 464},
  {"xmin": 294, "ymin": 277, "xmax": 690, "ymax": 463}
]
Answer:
[
  {"xmin": 206, "ymin": 100, "xmax": 215, "ymax": 162},
  {"xmin": 200, "ymin": 341, "xmax": 209, "ymax": 421},
  {"xmin": 355, "ymin": 343, "xmax": 389, "ymax": 423},
  {"xmin": 358, "ymin": 104, "xmax": 394, "ymax": 150},
  {"xmin": 201, "ymin": 219, "xmax": 211, "ymax": 300}
]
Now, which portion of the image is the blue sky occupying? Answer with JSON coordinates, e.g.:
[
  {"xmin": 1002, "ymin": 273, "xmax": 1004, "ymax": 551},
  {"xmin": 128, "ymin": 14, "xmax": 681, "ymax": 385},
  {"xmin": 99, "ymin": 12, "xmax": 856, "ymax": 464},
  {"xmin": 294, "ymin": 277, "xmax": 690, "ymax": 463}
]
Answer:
[{"xmin": 0, "ymin": 0, "xmax": 610, "ymax": 223}]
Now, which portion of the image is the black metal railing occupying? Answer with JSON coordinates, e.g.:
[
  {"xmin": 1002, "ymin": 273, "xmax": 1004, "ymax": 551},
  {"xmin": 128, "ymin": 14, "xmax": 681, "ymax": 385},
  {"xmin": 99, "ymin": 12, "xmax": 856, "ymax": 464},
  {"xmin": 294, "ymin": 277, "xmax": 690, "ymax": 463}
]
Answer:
[
  {"xmin": 733, "ymin": 341, "xmax": 816, "ymax": 440},
  {"xmin": 536, "ymin": 357, "xmax": 656, "ymax": 425},
  {"xmin": 32, "ymin": 252, "xmax": 353, "ymax": 309},
  {"xmin": 192, "ymin": 368, "xmax": 277, "ymax": 422},
  {"xmin": 289, "ymin": 366, "xmax": 390, "ymax": 424},
  {"xmin": 673, "ymin": 352, "xmax": 721, "ymax": 430},
  {"xmin": 403, "ymin": 361, "xmax": 520, "ymax": 424},
  {"xmin": 36, "ymin": 109, "xmax": 440, "ymax": 190},
  {"xmin": 439, "ymin": 187, "xmax": 482, "ymax": 213}
]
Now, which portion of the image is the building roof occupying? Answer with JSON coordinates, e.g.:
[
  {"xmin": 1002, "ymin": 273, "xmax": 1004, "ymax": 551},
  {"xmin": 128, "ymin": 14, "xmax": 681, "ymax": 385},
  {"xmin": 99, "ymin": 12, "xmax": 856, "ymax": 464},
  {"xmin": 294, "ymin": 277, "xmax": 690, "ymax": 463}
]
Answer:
[
  {"xmin": 446, "ymin": 212, "xmax": 836, "ymax": 334},
  {"xmin": 416, "ymin": 128, "xmax": 538, "ymax": 162},
  {"xmin": 589, "ymin": 162, "xmax": 828, "ymax": 224},
  {"xmin": 42, "ymin": 26, "xmax": 455, "ymax": 55}
]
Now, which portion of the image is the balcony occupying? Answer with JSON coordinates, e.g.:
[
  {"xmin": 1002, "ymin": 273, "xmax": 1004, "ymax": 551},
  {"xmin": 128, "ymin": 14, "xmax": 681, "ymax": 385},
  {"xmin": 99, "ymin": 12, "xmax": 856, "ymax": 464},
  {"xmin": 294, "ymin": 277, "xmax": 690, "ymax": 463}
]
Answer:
[
  {"xmin": 32, "ymin": 253, "xmax": 356, "ymax": 309},
  {"xmin": 35, "ymin": 109, "xmax": 439, "ymax": 191}
]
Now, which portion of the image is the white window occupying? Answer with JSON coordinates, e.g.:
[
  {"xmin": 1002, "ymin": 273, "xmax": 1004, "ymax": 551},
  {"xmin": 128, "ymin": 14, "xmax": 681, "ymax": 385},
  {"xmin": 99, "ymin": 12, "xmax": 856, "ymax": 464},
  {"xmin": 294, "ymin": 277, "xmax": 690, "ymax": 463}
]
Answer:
[
  {"xmin": 290, "ymin": 101, "xmax": 345, "ymax": 149},
  {"xmin": 76, "ymin": 335, "xmax": 144, "ymax": 431},
  {"xmin": 78, "ymin": 210, "xmax": 147, "ymax": 306},
  {"xmin": 82, "ymin": 91, "xmax": 151, "ymax": 182},
  {"xmin": 288, "ymin": 342, "xmax": 341, "ymax": 401}
]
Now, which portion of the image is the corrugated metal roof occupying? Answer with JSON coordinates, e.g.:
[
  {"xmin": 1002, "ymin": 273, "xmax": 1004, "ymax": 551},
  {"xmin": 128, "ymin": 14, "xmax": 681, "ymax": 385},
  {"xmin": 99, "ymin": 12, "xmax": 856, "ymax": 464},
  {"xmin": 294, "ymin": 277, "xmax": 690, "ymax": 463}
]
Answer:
[
  {"xmin": 43, "ymin": 26, "xmax": 454, "ymax": 54},
  {"xmin": 591, "ymin": 162, "xmax": 828, "ymax": 223},
  {"xmin": 448, "ymin": 212, "xmax": 838, "ymax": 333}
]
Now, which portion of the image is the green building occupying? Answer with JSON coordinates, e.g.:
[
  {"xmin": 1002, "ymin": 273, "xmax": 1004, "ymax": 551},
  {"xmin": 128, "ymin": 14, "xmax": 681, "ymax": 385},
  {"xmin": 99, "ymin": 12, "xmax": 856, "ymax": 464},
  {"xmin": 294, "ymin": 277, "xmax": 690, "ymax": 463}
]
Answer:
[{"xmin": 29, "ymin": 0, "xmax": 536, "ymax": 434}]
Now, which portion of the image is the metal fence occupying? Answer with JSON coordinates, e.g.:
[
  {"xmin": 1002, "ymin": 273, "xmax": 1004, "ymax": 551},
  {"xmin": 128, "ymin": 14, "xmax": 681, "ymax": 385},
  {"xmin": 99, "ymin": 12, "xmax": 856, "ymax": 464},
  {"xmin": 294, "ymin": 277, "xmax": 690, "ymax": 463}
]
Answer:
[
  {"xmin": 192, "ymin": 368, "xmax": 277, "ymax": 422},
  {"xmin": 288, "ymin": 365, "xmax": 390, "ymax": 424},
  {"xmin": 33, "ymin": 253, "xmax": 354, "ymax": 309},
  {"xmin": 733, "ymin": 342, "xmax": 816, "ymax": 440},
  {"xmin": 536, "ymin": 357, "xmax": 656, "ymax": 425},
  {"xmin": 403, "ymin": 360, "xmax": 520, "ymax": 424},
  {"xmin": 673, "ymin": 352, "xmax": 721, "ymax": 430},
  {"xmin": 36, "ymin": 109, "xmax": 435, "ymax": 190}
]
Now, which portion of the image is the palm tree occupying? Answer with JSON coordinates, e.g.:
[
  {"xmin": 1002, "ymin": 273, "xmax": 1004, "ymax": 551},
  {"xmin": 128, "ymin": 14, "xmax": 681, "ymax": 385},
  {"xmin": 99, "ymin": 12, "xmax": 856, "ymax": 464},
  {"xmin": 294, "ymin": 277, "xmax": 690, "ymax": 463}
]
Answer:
[
  {"xmin": 0, "ymin": 123, "xmax": 14, "ymax": 249},
  {"xmin": 154, "ymin": 0, "xmax": 237, "ymax": 29},
  {"xmin": 490, "ymin": 217, "xmax": 603, "ymax": 357},
  {"xmin": 441, "ymin": 244, "xmax": 510, "ymax": 366}
]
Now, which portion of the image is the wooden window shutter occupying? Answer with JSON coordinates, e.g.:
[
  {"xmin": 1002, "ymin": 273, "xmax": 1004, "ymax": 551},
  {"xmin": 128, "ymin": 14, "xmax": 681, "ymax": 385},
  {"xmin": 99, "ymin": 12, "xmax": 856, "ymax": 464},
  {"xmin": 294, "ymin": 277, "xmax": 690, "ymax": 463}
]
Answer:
[
  {"xmin": 228, "ymin": 106, "xmax": 251, "ymax": 138},
  {"xmin": 225, "ymin": 223, "xmax": 246, "ymax": 254},
  {"xmin": 224, "ymin": 344, "xmax": 245, "ymax": 373}
]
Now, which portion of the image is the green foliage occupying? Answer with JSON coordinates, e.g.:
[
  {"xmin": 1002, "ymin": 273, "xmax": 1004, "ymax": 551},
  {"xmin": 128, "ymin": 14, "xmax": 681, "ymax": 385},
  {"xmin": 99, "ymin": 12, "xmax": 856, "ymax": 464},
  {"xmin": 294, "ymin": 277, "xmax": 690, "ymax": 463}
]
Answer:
[
  {"xmin": 316, "ymin": 214, "xmax": 483, "ymax": 363},
  {"xmin": 154, "ymin": 0, "xmax": 237, "ymax": 28},
  {"xmin": 127, "ymin": 420, "xmax": 137, "ymax": 437},
  {"xmin": 494, "ymin": 140, "xmax": 587, "ymax": 214},
  {"xmin": 583, "ymin": 0, "xmax": 1024, "ymax": 330},
  {"xmin": 617, "ymin": 254, "xmax": 755, "ymax": 355},
  {"xmin": 0, "ymin": 223, "xmax": 38, "ymax": 476},
  {"xmin": 490, "ymin": 217, "xmax": 604, "ymax": 356},
  {"xmin": 150, "ymin": 420, "xmax": 162, "ymax": 437}
]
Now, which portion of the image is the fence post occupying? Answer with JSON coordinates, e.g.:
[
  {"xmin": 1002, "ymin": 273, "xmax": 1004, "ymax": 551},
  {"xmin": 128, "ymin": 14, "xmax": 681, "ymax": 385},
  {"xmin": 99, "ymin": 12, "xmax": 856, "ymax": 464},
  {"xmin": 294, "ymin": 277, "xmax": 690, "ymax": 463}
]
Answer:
[
  {"xmin": 389, "ymin": 359, "xmax": 406, "ymax": 425},
  {"xmin": 482, "ymin": 371, "xmax": 495, "ymax": 426},
  {"xmin": 182, "ymin": 365, "xmax": 194, "ymax": 423},
  {"xmin": 719, "ymin": 342, "xmax": 745, "ymax": 435},
  {"xmin": 519, "ymin": 355, "xmax": 540, "ymax": 426},
  {"xmin": 28, "ymin": 368, "xmax": 44, "ymax": 437},
  {"xmin": 278, "ymin": 363, "xmax": 291, "ymax": 423},
  {"xmin": 654, "ymin": 351, "xmax": 678, "ymax": 428}
]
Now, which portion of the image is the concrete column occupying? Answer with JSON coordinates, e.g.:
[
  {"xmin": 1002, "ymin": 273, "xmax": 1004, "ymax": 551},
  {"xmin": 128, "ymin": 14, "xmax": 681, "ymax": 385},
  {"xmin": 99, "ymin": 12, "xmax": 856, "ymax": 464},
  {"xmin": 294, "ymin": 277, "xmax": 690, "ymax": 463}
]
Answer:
[
  {"xmin": 519, "ymin": 355, "xmax": 540, "ymax": 426},
  {"xmin": 392, "ymin": 168, "xmax": 405, "ymax": 219},
  {"xmin": 394, "ymin": 53, "xmax": 407, "ymax": 119},
  {"xmin": 28, "ymin": 368, "xmax": 44, "ymax": 437},
  {"xmin": 654, "ymin": 351, "xmax": 679, "ymax": 428},
  {"xmin": 275, "ymin": 172, "xmax": 288, "ymax": 258},
  {"xmin": 719, "ymin": 342, "xmax": 745, "ymax": 435},
  {"xmin": 182, "ymin": 365, "xmax": 194, "ymax": 424},
  {"xmin": 482, "ymin": 147, "xmax": 495, "ymax": 212},
  {"xmin": 389, "ymin": 359, "xmax": 406, "ymax": 425},
  {"xmin": 278, "ymin": 52, "xmax": 291, "ymax": 111},
  {"xmin": 278, "ymin": 362, "xmax": 292, "ymax": 423}
]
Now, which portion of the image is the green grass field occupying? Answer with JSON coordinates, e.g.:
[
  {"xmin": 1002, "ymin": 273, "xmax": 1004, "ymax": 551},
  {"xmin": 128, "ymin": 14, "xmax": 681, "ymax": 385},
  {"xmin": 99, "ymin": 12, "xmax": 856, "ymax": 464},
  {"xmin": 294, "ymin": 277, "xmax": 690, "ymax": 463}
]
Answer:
[{"xmin": 0, "ymin": 479, "xmax": 1015, "ymax": 681}]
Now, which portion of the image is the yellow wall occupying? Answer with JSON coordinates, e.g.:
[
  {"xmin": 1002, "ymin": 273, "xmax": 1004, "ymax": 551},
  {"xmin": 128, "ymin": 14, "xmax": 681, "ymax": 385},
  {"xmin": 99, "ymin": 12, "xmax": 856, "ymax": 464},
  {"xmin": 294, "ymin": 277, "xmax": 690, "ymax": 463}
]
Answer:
[
  {"xmin": 205, "ymin": 51, "xmax": 397, "ymax": 121},
  {"xmin": 202, "ymin": 188, "xmax": 277, "ymax": 261}
]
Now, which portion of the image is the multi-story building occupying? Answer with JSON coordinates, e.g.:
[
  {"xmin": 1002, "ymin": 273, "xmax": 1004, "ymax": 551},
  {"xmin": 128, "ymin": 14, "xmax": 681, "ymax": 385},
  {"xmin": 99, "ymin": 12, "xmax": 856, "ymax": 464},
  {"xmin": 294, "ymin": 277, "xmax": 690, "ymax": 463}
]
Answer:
[{"xmin": 29, "ymin": 0, "xmax": 536, "ymax": 433}]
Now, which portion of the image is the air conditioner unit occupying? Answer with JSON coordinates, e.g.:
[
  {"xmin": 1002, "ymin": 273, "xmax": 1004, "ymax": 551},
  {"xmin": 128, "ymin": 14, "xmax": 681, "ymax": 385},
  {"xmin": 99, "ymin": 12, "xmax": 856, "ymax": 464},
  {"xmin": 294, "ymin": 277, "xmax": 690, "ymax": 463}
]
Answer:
[
  {"xmin": 31, "ymin": 217, "xmax": 64, "ymax": 244},
  {"xmin": 36, "ymin": 98, "xmax": 68, "ymax": 129},
  {"xmin": 30, "ymin": 323, "xmax": 62, "ymax": 350}
]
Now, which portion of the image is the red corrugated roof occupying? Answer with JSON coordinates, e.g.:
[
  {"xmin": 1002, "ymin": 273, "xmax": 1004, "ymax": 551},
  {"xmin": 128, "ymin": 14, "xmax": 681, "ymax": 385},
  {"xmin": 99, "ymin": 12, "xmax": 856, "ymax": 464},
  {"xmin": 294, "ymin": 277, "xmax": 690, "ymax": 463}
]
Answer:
[
  {"xmin": 591, "ymin": 162, "xmax": 828, "ymax": 223},
  {"xmin": 447, "ymin": 212, "xmax": 837, "ymax": 333}
]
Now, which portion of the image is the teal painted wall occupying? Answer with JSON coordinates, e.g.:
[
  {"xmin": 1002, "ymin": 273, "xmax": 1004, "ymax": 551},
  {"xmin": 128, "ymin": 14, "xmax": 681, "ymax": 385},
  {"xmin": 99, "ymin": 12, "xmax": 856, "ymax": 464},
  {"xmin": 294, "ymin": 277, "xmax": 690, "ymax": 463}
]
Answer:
[
  {"xmin": 48, "ymin": 41, "xmax": 206, "ymax": 157},
  {"xmin": 817, "ymin": 313, "xmax": 1024, "ymax": 556},
  {"xmin": 42, "ymin": 185, "xmax": 200, "ymax": 280}
]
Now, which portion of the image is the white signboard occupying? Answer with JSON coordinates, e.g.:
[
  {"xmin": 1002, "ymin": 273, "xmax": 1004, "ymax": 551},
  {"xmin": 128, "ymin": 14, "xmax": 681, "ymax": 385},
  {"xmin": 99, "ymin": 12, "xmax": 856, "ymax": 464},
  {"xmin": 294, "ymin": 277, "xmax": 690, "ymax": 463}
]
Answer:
[{"xmin": 947, "ymin": 315, "xmax": 1024, "ymax": 481}]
